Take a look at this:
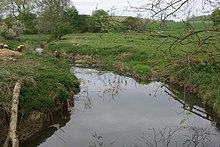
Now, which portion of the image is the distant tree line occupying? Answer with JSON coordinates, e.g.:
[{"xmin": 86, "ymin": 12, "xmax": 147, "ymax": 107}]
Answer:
[{"xmin": 0, "ymin": 0, "xmax": 219, "ymax": 40}]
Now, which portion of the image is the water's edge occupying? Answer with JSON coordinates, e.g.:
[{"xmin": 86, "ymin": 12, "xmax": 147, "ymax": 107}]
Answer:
[{"xmin": 21, "ymin": 65, "xmax": 220, "ymax": 147}]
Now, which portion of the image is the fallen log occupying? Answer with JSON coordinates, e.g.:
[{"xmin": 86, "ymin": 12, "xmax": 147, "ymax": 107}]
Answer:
[{"xmin": 3, "ymin": 80, "xmax": 22, "ymax": 147}]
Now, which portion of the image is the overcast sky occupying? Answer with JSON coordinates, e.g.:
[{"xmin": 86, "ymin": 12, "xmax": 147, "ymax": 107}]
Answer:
[
  {"xmin": 72, "ymin": 0, "xmax": 139, "ymax": 16},
  {"xmin": 72, "ymin": 0, "xmax": 217, "ymax": 20}
]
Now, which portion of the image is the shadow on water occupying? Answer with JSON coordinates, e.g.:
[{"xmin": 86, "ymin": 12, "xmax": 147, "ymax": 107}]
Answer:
[
  {"xmin": 20, "ymin": 110, "xmax": 71, "ymax": 147},
  {"xmin": 165, "ymin": 84, "xmax": 220, "ymax": 130},
  {"xmin": 21, "ymin": 64, "xmax": 220, "ymax": 147}
]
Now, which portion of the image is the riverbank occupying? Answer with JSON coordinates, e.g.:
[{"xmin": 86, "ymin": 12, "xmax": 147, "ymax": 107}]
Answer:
[
  {"xmin": 0, "ymin": 49, "xmax": 79, "ymax": 145},
  {"xmin": 44, "ymin": 32, "xmax": 220, "ymax": 119},
  {"xmin": 0, "ymin": 31, "xmax": 220, "ymax": 143}
]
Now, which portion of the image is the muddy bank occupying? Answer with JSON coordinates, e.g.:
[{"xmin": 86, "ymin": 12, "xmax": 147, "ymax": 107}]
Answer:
[
  {"xmin": 0, "ymin": 102, "xmax": 73, "ymax": 146},
  {"xmin": 0, "ymin": 51, "xmax": 80, "ymax": 146}
]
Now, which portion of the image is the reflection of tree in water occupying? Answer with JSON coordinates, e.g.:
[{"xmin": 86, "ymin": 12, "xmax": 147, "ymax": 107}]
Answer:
[
  {"xmin": 89, "ymin": 126, "xmax": 219, "ymax": 147},
  {"xmin": 147, "ymin": 82, "xmax": 220, "ymax": 129},
  {"xmin": 89, "ymin": 132, "xmax": 114, "ymax": 147},
  {"xmin": 164, "ymin": 84, "xmax": 220, "ymax": 129},
  {"xmin": 98, "ymin": 73, "xmax": 130, "ymax": 101},
  {"xmin": 74, "ymin": 67, "xmax": 139, "ymax": 110},
  {"xmin": 138, "ymin": 126, "xmax": 219, "ymax": 147}
]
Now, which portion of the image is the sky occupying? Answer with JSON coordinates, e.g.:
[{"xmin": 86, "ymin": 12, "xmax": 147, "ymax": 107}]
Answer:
[
  {"xmin": 72, "ymin": 0, "xmax": 139, "ymax": 16},
  {"xmin": 71, "ymin": 0, "xmax": 218, "ymax": 20}
]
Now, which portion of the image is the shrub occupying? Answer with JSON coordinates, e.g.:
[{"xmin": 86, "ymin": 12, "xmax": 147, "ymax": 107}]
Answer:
[
  {"xmin": 51, "ymin": 22, "xmax": 72, "ymax": 40},
  {"xmin": 211, "ymin": 9, "xmax": 220, "ymax": 26},
  {"xmin": 0, "ymin": 20, "xmax": 24, "ymax": 40}
]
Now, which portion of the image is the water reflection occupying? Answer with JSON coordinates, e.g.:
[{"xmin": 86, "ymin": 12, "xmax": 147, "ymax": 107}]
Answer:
[
  {"xmin": 20, "ymin": 110, "xmax": 71, "ymax": 147},
  {"xmin": 22, "ymin": 66, "xmax": 220, "ymax": 147},
  {"xmin": 137, "ymin": 126, "xmax": 219, "ymax": 147}
]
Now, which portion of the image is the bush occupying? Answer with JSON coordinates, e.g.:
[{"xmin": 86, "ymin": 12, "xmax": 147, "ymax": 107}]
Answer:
[
  {"xmin": 0, "ymin": 20, "xmax": 24, "ymax": 40},
  {"xmin": 51, "ymin": 22, "xmax": 72, "ymax": 40},
  {"xmin": 122, "ymin": 16, "xmax": 142, "ymax": 31},
  {"xmin": 211, "ymin": 9, "xmax": 220, "ymax": 26},
  {"xmin": 0, "ymin": 22, "xmax": 8, "ymax": 38}
]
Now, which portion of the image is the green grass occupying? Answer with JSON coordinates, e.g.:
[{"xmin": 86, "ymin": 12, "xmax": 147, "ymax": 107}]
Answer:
[
  {"xmin": 0, "ymin": 34, "xmax": 50, "ymax": 51},
  {"xmin": 0, "ymin": 53, "xmax": 79, "ymax": 112},
  {"xmin": 142, "ymin": 21, "xmax": 212, "ymax": 32},
  {"xmin": 19, "ymin": 34, "xmax": 50, "ymax": 51}
]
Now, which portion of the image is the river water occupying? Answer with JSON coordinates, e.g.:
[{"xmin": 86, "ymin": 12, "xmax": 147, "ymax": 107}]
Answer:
[{"xmin": 22, "ymin": 66, "xmax": 220, "ymax": 147}]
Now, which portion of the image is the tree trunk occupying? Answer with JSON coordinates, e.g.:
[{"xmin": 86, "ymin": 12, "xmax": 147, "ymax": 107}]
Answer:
[{"xmin": 4, "ymin": 81, "xmax": 22, "ymax": 147}]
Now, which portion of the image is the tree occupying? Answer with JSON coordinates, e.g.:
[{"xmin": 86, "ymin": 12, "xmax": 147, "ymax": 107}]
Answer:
[
  {"xmin": 76, "ymin": 15, "xmax": 96, "ymax": 33},
  {"xmin": 62, "ymin": 6, "xmax": 80, "ymax": 32},
  {"xmin": 37, "ymin": 0, "xmax": 72, "ymax": 33},
  {"xmin": 0, "ymin": 1, "xmax": 5, "ymax": 19},
  {"xmin": 1, "ymin": 0, "xmax": 35, "ymax": 20},
  {"xmin": 211, "ymin": 9, "xmax": 220, "ymax": 26},
  {"xmin": 18, "ymin": 12, "xmax": 37, "ymax": 34},
  {"xmin": 0, "ymin": 0, "xmax": 37, "ymax": 34},
  {"xmin": 92, "ymin": 9, "xmax": 113, "ymax": 33},
  {"xmin": 122, "ymin": 16, "xmax": 142, "ymax": 31},
  {"xmin": 128, "ymin": 0, "xmax": 220, "ymax": 50},
  {"xmin": 51, "ymin": 22, "xmax": 72, "ymax": 40},
  {"xmin": 0, "ymin": 20, "xmax": 24, "ymax": 40},
  {"xmin": 128, "ymin": 0, "xmax": 220, "ymax": 22}
]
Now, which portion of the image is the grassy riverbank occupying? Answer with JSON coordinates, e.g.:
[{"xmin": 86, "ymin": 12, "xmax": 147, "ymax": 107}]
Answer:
[
  {"xmin": 0, "ymin": 53, "xmax": 79, "ymax": 113},
  {"xmin": 0, "ymin": 42, "xmax": 79, "ymax": 144},
  {"xmin": 45, "ymin": 32, "xmax": 220, "ymax": 115}
]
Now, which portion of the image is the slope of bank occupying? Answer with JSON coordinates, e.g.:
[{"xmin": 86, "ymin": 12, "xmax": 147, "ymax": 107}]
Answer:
[{"xmin": 0, "ymin": 50, "xmax": 79, "ymax": 144}]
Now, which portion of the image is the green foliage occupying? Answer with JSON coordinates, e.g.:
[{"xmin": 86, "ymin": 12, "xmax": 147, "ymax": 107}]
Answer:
[
  {"xmin": 36, "ymin": 0, "xmax": 72, "ymax": 34},
  {"xmin": 18, "ymin": 12, "xmax": 37, "ymax": 34},
  {"xmin": 0, "ymin": 23, "xmax": 8, "ymax": 38},
  {"xmin": 211, "ymin": 9, "xmax": 220, "ymax": 26},
  {"xmin": 4, "ymin": 15, "xmax": 15, "ymax": 28},
  {"xmin": 51, "ymin": 22, "xmax": 72, "ymax": 40},
  {"xmin": 92, "ymin": 9, "xmax": 113, "ymax": 33},
  {"xmin": 77, "ymin": 15, "xmax": 96, "ymax": 32},
  {"xmin": 122, "ymin": 16, "xmax": 142, "ymax": 31},
  {"xmin": 62, "ymin": 6, "xmax": 80, "ymax": 32},
  {"xmin": 0, "ymin": 18, "xmax": 25, "ymax": 40}
]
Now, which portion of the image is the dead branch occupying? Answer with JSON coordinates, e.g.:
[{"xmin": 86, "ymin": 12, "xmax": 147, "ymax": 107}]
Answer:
[{"xmin": 3, "ymin": 80, "xmax": 22, "ymax": 147}]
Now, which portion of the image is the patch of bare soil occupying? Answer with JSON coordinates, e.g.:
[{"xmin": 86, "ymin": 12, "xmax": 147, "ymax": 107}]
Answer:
[{"xmin": 0, "ymin": 49, "xmax": 22, "ymax": 61}]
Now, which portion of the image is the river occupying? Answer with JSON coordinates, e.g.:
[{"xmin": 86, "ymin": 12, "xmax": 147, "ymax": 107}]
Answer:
[{"xmin": 22, "ymin": 66, "xmax": 220, "ymax": 147}]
